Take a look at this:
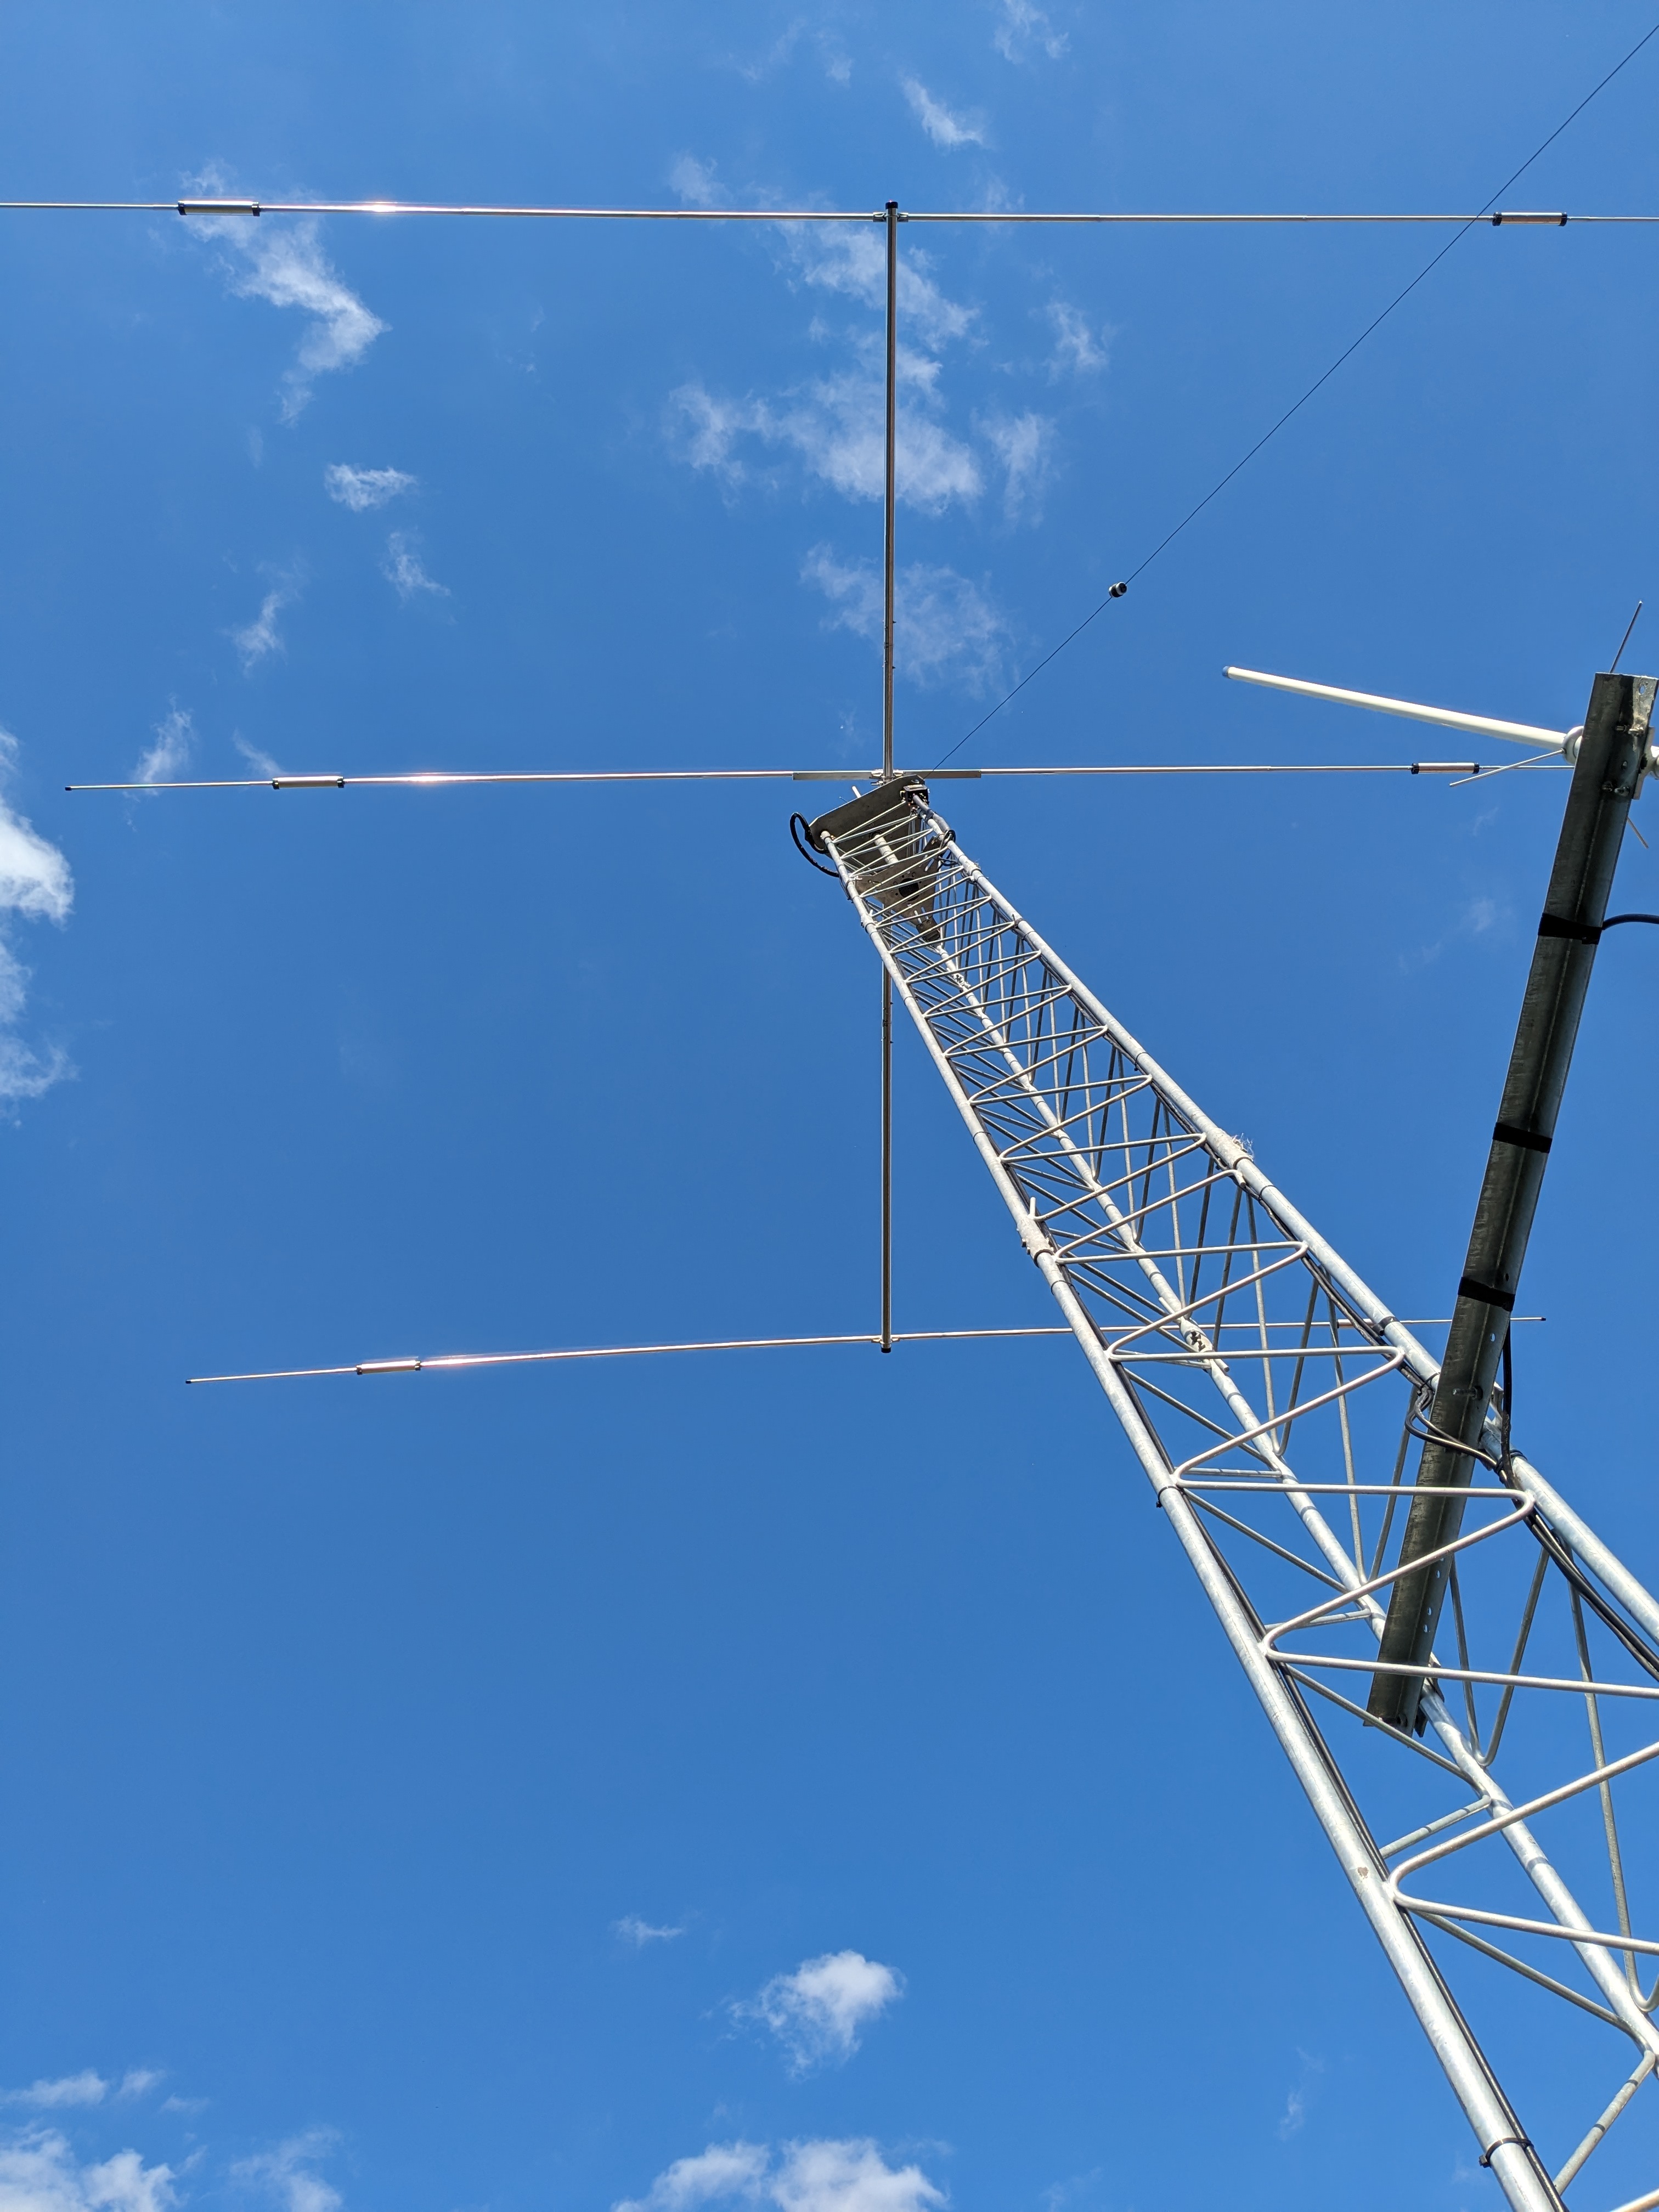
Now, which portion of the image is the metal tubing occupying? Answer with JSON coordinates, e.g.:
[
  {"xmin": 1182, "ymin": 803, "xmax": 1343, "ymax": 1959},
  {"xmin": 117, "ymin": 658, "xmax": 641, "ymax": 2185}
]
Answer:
[
  {"xmin": 1371, "ymin": 672, "xmax": 1654, "ymax": 1730},
  {"xmin": 855, "ymin": 913, "xmax": 1556, "ymax": 2206},
  {"xmin": 65, "ymin": 760, "xmax": 1563, "ymax": 794},
  {"xmin": 1223, "ymin": 666, "xmax": 1571, "ymax": 749},
  {"xmin": 10, "ymin": 200, "xmax": 1638, "ymax": 222},
  {"xmin": 882, "ymin": 968, "xmax": 893, "ymax": 1352},
  {"xmin": 1556, "ymin": 2053, "xmax": 1657, "ymax": 2192},
  {"xmin": 811, "ymin": 799, "xmax": 1659, "ymax": 2203},
  {"xmin": 1505, "ymin": 1451, "xmax": 1659, "ymax": 1649},
  {"xmin": 184, "ymin": 1324, "xmax": 1072, "ymax": 1385},
  {"xmin": 882, "ymin": 200, "xmax": 898, "ymax": 784},
  {"xmin": 931, "ymin": 816, "xmax": 1659, "ymax": 2069}
]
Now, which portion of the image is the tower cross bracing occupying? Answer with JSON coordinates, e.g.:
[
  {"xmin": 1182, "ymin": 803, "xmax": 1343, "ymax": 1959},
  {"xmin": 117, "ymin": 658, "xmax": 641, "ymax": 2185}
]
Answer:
[{"xmin": 812, "ymin": 780, "xmax": 1659, "ymax": 2212}]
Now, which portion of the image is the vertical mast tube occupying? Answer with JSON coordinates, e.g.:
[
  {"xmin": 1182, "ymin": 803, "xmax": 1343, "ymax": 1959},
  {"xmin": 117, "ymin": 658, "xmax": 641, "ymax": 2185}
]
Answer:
[
  {"xmin": 878, "ymin": 199, "xmax": 900, "ymax": 1348},
  {"xmin": 882, "ymin": 199, "xmax": 898, "ymax": 784},
  {"xmin": 881, "ymin": 969, "xmax": 893, "ymax": 1351}
]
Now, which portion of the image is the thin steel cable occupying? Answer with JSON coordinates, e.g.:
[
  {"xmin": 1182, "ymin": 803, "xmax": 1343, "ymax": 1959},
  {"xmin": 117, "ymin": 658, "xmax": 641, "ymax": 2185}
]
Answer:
[{"xmin": 935, "ymin": 18, "xmax": 1659, "ymax": 770}]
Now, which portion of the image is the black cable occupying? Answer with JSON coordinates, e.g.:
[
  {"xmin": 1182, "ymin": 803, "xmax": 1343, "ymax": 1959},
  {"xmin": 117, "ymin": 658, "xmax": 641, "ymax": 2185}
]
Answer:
[
  {"xmin": 1601, "ymin": 912, "xmax": 1659, "ymax": 928},
  {"xmin": 788, "ymin": 812, "xmax": 840, "ymax": 875},
  {"xmin": 934, "ymin": 18, "xmax": 1659, "ymax": 772}
]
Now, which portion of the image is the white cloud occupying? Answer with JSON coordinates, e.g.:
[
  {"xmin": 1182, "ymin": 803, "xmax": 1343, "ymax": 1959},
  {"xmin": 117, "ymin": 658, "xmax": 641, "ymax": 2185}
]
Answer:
[
  {"xmin": 232, "ymin": 2131, "xmax": 341, "ymax": 2212},
  {"xmin": 670, "ymin": 215, "xmax": 984, "ymax": 521},
  {"xmin": 233, "ymin": 733, "xmax": 284, "ymax": 778},
  {"xmin": 772, "ymin": 2142, "xmax": 942, "ymax": 2212},
  {"xmin": 0, "ymin": 731, "xmax": 74, "ymax": 1109},
  {"xmin": 383, "ymin": 531, "xmax": 449, "ymax": 601},
  {"xmin": 0, "ymin": 2128, "xmax": 174, "ymax": 2212},
  {"xmin": 673, "ymin": 367, "xmax": 979, "ymax": 514},
  {"xmin": 0, "ymin": 761, "xmax": 74, "ymax": 929},
  {"xmin": 618, "ymin": 2143, "xmax": 940, "ymax": 2212},
  {"xmin": 994, "ymin": 0, "xmax": 1068, "ymax": 60},
  {"xmin": 186, "ymin": 179, "xmax": 386, "ymax": 420},
  {"xmin": 804, "ymin": 550, "xmax": 1012, "ymax": 694},
  {"xmin": 614, "ymin": 1915, "xmax": 685, "ymax": 1948},
  {"xmin": 746, "ymin": 1950, "xmax": 904, "ymax": 2074},
  {"xmin": 1464, "ymin": 895, "xmax": 1498, "ymax": 935},
  {"xmin": 1277, "ymin": 2051, "xmax": 1323, "ymax": 2140},
  {"xmin": 670, "ymin": 155, "xmax": 726, "ymax": 209},
  {"xmin": 901, "ymin": 78, "xmax": 986, "ymax": 150},
  {"xmin": 617, "ymin": 2143, "xmax": 769, "ymax": 2212},
  {"xmin": 132, "ymin": 708, "xmax": 194, "ymax": 788},
  {"xmin": 1, "ymin": 2079, "xmax": 105, "ymax": 2113},
  {"xmin": 1045, "ymin": 301, "xmax": 1113, "ymax": 376},
  {"xmin": 324, "ymin": 464, "xmax": 415, "ymax": 512},
  {"xmin": 113, "ymin": 2078, "xmax": 161, "ymax": 2106},
  {"xmin": 980, "ymin": 410, "xmax": 1055, "ymax": 520},
  {"xmin": 232, "ymin": 575, "xmax": 303, "ymax": 671},
  {"xmin": 728, "ymin": 25, "xmax": 851, "ymax": 86},
  {"xmin": 776, "ymin": 225, "xmax": 974, "ymax": 352}
]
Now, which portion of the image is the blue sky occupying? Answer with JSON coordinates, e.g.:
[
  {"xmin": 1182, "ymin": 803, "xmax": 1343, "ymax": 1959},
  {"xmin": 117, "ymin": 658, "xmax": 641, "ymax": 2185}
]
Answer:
[{"xmin": 3, "ymin": 4, "xmax": 1659, "ymax": 2209}]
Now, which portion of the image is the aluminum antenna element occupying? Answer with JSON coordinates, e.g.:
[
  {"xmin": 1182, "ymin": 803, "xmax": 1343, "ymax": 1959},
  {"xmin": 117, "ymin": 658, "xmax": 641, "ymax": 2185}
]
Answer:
[{"xmin": 810, "ymin": 776, "xmax": 1659, "ymax": 2211}]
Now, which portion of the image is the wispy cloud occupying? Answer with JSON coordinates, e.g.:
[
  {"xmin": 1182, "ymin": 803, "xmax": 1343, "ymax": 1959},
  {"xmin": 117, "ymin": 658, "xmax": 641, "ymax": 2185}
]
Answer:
[
  {"xmin": 383, "ymin": 531, "xmax": 449, "ymax": 601},
  {"xmin": 233, "ymin": 733, "xmax": 284, "ymax": 778},
  {"xmin": 2, "ymin": 2073, "xmax": 106, "ymax": 2111},
  {"xmin": 994, "ymin": 0, "xmax": 1068, "ymax": 60},
  {"xmin": 777, "ymin": 224, "xmax": 974, "ymax": 351},
  {"xmin": 0, "ymin": 730, "xmax": 75, "ymax": 1109},
  {"xmin": 1045, "ymin": 301, "xmax": 1113, "ymax": 376},
  {"xmin": 617, "ymin": 2141, "xmax": 941, "ymax": 2212},
  {"xmin": 233, "ymin": 2129, "xmax": 342, "ymax": 2212},
  {"xmin": 670, "ymin": 156, "xmax": 726, "ymax": 209},
  {"xmin": 619, "ymin": 2143, "xmax": 770, "ymax": 2212},
  {"xmin": 185, "ymin": 175, "xmax": 386, "ymax": 421},
  {"xmin": 132, "ymin": 707, "xmax": 194, "ymax": 788},
  {"xmin": 668, "ymin": 206, "xmax": 986, "ymax": 524},
  {"xmin": 324, "ymin": 464, "xmax": 416, "ymax": 512},
  {"xmin": 741, "ymin": 1950, "xmax": 904, "ymax": 2074},
  {"xmin": 614, "ymin": 1915, "xmax": 685, "ymax": 1948},
  {"xmin": 673, "ymin": 369, "xmax": 980, "ymax": 514},
  {"xmin": 116, "ymin": 2073, "xmax": 164, "ymax": 2103},
  {"xmin": 804, "ymin": 550, "xmax": 1012, "ymax": 694},
  {"xmin": 728, "ymin": 24, "xmax": 850, "ymax": 85},
  {"xmin": 980, "ymin": 410, "xmax": 1055, "ymax": 520},
  {"xmin": 0, "ymin": 2127, "xmax": 175, "ymax": 2212},
  {"xmin": 232, "ymin": 572, "xmax": 303, "ymax": 670},
  {"xmin": 1278, "ymin": 2050, "xmax": 1324, "ymax": 2139},
  {"xmin": 901, "ymin": 78, "xmax": 987, "ymax": 149}
]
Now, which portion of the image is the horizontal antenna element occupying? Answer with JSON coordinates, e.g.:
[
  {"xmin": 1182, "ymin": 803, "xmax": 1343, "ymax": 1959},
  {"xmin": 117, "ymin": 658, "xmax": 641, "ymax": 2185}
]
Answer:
[
  {"xmin": 186, "ymin": 1325, "xmax": 1074, "ymax": 1385},
  {"xmin": 67, "ymin": 760, "xmax": 1561, "ymax": 795},
  {"xmin": 8, "ymin": 199, "xmax": 1653, "ymax": 224}
]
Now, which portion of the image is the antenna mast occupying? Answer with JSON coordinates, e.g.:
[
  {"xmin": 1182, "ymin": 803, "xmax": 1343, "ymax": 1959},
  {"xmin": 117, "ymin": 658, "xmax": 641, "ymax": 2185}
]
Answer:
[{"xmin": 879, "ymin": 199, "xmax": 900, "ymax": 1350}]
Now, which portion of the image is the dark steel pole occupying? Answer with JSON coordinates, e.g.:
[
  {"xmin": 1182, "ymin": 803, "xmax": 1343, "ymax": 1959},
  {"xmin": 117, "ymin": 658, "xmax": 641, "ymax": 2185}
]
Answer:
[
  {"xmin": 1369, "ymin": 670, "xmax": 1654, "ymax": 1731},
  {"xmin": 882, "ymin": 199, "xmax": 898, "ymax": 785}
]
